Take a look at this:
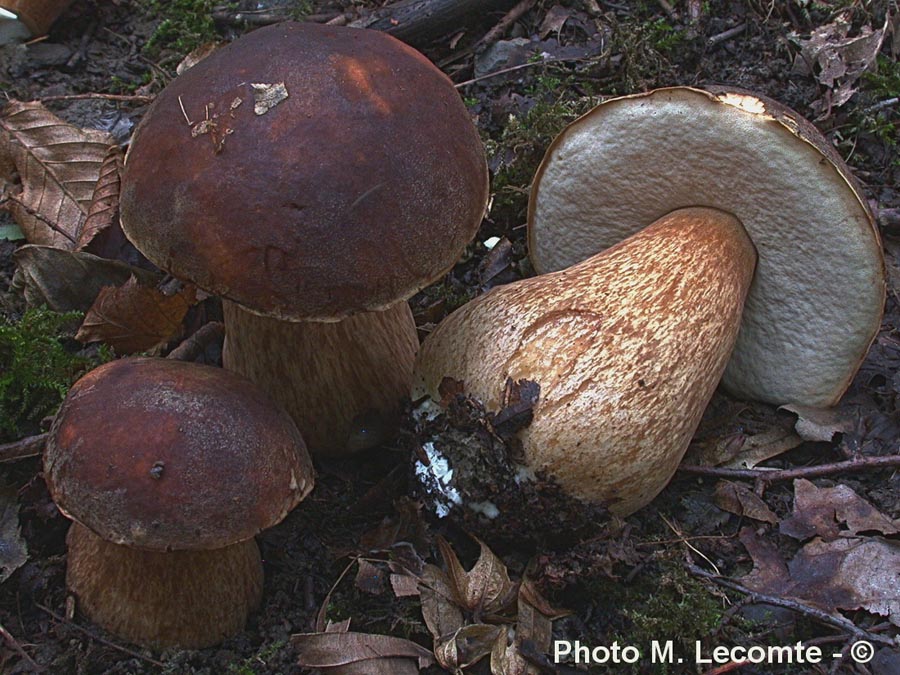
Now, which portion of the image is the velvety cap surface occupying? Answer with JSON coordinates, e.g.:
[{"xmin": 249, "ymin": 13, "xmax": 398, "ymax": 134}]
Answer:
[
  {"xmin": 45, "ymin": 357, "xmax": 314, "ymax": 551},
  {"xmin": 120, "ymin": 22, "xmax": 488, "ymax": 320},
  {"xmin": 528, "ymin": 86, "xmax": 885, "ymax": 407}
]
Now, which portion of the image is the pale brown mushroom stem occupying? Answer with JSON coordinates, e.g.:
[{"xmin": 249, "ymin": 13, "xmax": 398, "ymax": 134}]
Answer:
[
  {"xmin": 415, "ymin": 207, "xmax": 758, "ymax": 515},
  {"xmin": 222, "ymin": 300, "xmax": 419, "ymax": 455},
  {"xmin": 66, "ymin": 523, "xmax": 263, "ymax": 650}
]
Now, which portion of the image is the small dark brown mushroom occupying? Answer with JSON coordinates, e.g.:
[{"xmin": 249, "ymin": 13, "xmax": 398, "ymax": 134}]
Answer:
[{"xmin": 44, "ymin": 357, "xmax": 314, "ymax": 649}]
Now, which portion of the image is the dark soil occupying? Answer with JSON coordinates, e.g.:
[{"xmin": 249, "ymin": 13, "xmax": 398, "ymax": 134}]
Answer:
[{"xmin": 1, "ymin": 1, "xmax": 898, "ymax": 674}]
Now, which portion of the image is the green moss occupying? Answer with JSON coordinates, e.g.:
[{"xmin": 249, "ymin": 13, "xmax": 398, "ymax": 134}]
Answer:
[
  {"xmin": 226, "ymin": 641, "xmax": 287, "ymax": 675},
  {"xmin": 487, "ymin": 82, "xmax": 595, "ymax": 226},
  {"xmin": 142, "ymin": 0, "xmax": 221, "ymax": 58},
  {"xmin": 0, "ymin": 308, "xmax": 107, "ymax": 442},
  {"xmin": 580, "ymin": 562, "xmax": 725, "ymax": 674}
]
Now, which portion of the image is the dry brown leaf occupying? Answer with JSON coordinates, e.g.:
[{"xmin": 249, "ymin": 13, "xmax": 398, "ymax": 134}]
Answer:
[
  {"xmin": 0, "ymin": 101, "xmax": 114, "ymax": 248},
  {"xmin": 419, "ymin": 563, "xmax": 465, "ymax": 642},
  {"xmin": 0, "ymin": 486, "xmax": 27, "ymax": 584},
  {"xmin": 12, "ymin": 244, "xmax": 159, "ymax": 312},
  {"xmin": 740, "ymin": 527, "xmax": 900, "ymax": 627},
  {"xmin": 292, "ymin": 631, "xmax": 434, "ymax": 675},
  {"xmin": 780, "ymin": 479, "xmax": 900, "ymax": 541},
  {"xmin": 714, "ymin": 481, "xmax": 778, "ymax": 524},
  {"xmin": 391, "ymin": 573, "xmax": 420, "ymax": 598},
  {"xmin": 176, "ymin": 41, "xmax": 222, "ymax": 75},
  {"xmin": 355, "ymin": 559, "xmax": 388, "ymax": 595},
  {"xmin": 438, "ymin": 537, "xmax": 518, "ymax": 618},
  {"xmin": 539, "ymin": 4, "xmax": 571, "ymax": 39},
  {"xmin": 780, "ymin": 404, "xmax": 852, "ymax": 442},
  {"xmin": 77, "ymin": 144, "xmax": 123, "ymax": 251},
  {"xmin": 75, "ymin": 275, "xmax": 196, "ymax": 354},
  {"xmin": 435, "ymin": 623, "xmax": 503, "ymax": 671},
  {"xmin": 686, "ymin": 424, "xmax": 802, "ymax": 468}
]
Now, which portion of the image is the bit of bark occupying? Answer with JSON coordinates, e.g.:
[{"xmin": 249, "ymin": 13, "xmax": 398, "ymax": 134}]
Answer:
[
  {"xmin": 349, "ymin": 0, "xmax": 518, "ymax": 47},
  {"xmin": 166, "ymin": 321, "xmax": 225, "ymax": 362}
]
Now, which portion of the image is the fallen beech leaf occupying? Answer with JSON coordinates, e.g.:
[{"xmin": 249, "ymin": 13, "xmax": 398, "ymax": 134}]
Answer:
[
  {"xmin": 390, "ymin": 573, "xmax": 420, "ymax": 598},
  {"xmin": 12, "ymin": 245, "xmax": 159, "ymax": 312},
  {"xmin": 419, "ymin": 563, "xmax": 465, "ymax": 642},
  {"xmin": 539, "ymin": 4, "xmax": 571, "ymax": 39},
  {"xmin": 292, "ymin": 631, "xmax": 434, "ymax": 675},
  {"xmin": 0, "ymin": 486, "xmax": 27, "ymax": 583},
  {"xmin": 176, "ymin": 41, "xmax": 221, "ymax": 75},
  {"xmin": 439, "ymin": 536, "xmax": 518, "ymax": 617},
  {"xmin": 0, "ymin": 101, "xmax": 114, "ymax": 248},
  {"xmin": 687, "ymin": 424, "xmax": 802, "ymax": 468},
  {"xmin": 780, "ymin": 479, "xmax": 900, "ymax": 541},
  {"xmin": 76, "ymin": 145, "xmax": 147, "ymax": 269},
  {"xmin": 740, "ymin": 527, "xmax": 900, "ymax": 627},
  {"xmin": 76, "ymin": 276, "xmax": 196, "ymax": 354},
  {"xmin": 435, "ymin": 623, "xmax": 502, "ymax": 671},
  {"xmin": 714, "ymin": 481, "xmax": 778, "ymax": 524},
  {"xmin": 780, "ymin": 404, "xmax": 852, "ymax": 442},
  {"xmin": 789, "ymin": 537, "xmax": 900, "ymax": 626}
]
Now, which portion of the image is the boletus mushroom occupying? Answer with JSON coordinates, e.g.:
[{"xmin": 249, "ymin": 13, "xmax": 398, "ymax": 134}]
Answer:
[
  {"xmin": 119, "ymin": 23, "xmax": 488, "ymax": 455},
  {"xmin": 413, "ymin": 87, "xmax": 884, "ymax": 518},
  {"xmin": 44, "ymin": 357, "xmax": 314, "ymax": 649}
]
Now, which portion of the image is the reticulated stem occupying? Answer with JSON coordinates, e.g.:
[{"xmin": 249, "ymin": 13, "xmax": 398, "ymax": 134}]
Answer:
[
  {"xmin": 222, "ymin": 300, "xmax": 419, "ymax": 455},
  {"xmin": 66, "ymin": 523, "xmax": 263, "ymax": 649},
  {"xmin": 415, "ymin": 206, "xmax": 757, "ymax": 515}
]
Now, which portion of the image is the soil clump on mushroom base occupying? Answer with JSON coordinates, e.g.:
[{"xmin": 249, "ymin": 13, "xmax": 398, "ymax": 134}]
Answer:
[{"xmin": 1, "ymin": 1, "xmax": 899, "ymax": 673}]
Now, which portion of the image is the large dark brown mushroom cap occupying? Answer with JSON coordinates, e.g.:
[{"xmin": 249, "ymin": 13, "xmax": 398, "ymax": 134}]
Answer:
[
  {"xmin": 44, "ymin": 357, "xmax": 314, "ymax": 551},
  {"xmin": 120, "ymin": 22, "xmax": 488, "ymax": 321}
]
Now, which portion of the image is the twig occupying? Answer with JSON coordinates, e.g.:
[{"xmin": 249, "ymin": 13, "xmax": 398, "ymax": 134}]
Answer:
[
  {"xmin": 475, "ymin": 0, "xmax": 537, "ymax": 51},
  {"xmin": 211, "ymin": 8, "xmax": 341, "ymax": 25},
  {"xmin": 36, "ymin": 604, "xmax": 165, "ymax": 668},
  {"xmin": 661, "ymin": 514, "xmax": 720, "ymax": 575},
  {"xmin": 863, "ymin": 97, "xmax": 899, "ymax": 114},
  {"xmin": 0, "ymin": 433, "xmax": 47, "ymax": 463},
  {"xmin": 685, "ymin": 564, "xmax": 897, "ymax": 648},
  {"xmin": 167, "ymin": 321, "xmax": 225, "ymax": 362},
  {"xmin": 707, "ymin": 23, "xmax": 747, "ymax": 47},
  {"xmin": 37, "ymin": 93, "xmax": 155, "ymax": 104},
  {"xmin": 454, "ymin": 55, "xmax": 594, "ymax": 88},
  {"xmin": 657, "ymin": 0, "xmax": 678, "ymax": 20},
  {"xmin": 0, "ymin": 621, "xmax": 42, "ymax": 672},
  {"xmin": 678, "ymin": 454, "xmax": 900, "ymax": 493}
]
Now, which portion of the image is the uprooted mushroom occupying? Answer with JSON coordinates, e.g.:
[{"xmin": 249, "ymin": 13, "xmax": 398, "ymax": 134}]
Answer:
[
  {"xmin": 119, "ymin": 22, "xmax": 488, "ymax": 456},
  {"xmin": 413, "ymin": 86, "xmax": 885, "ymax": 519}
]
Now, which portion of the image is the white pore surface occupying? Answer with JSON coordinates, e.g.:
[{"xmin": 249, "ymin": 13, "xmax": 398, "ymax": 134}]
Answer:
[{"xmin": 530, "ymin": 88, "xmax": 884, "ymax": 407}]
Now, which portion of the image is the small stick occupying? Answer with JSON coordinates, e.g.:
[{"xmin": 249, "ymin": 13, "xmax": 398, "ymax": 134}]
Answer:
[
  {"xmin": 167, "ymin": 322, "xmax": 225, "ymax": 362},
  {"xmin": 678, "ymin": 453, "xmax": 900, "ymax": 489},
  {"xmin": 0, "ymin": 621, "xmax": 42, "ymax": 672},
  {"xmin": 657, "ymin": 0, "xmax": 678, "ymax": 20},
  {"xmin": 475, "ymin": 0, "xmax": 537, "ymax": 51},
  {"xmin": 455, "ymin": 55, "xmax": 594, "ymax": 88},
  {"xmin": 685, "ymin": 564, "xmax": 896, "ymax": 648},
  {"xmin": 36, "ymin": 604, "xmax": 165, "ymax": 668},
  {"xmin": 37, "ymin": 93, "xmax": 155, "ymax": 104},
  {"xmin": 707, "ymin": 23, "xmax": 747, "ymax": 47},
  {"xmin": 0, "ymin": 433, "xmax": 47, "ymax": 463}
]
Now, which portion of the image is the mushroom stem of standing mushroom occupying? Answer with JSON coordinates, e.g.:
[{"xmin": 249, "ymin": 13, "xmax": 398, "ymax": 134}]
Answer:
[
  {"xmin": 222, "ymin": 300, "xmax": 419, "ymax": 455},
  {"xmin": 414, "ymin": 207, "xmax": 757, "ymax": 515},
  {"xmin": 66, "ymin": 523, "xmax": 263, "ymax": 650}
]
